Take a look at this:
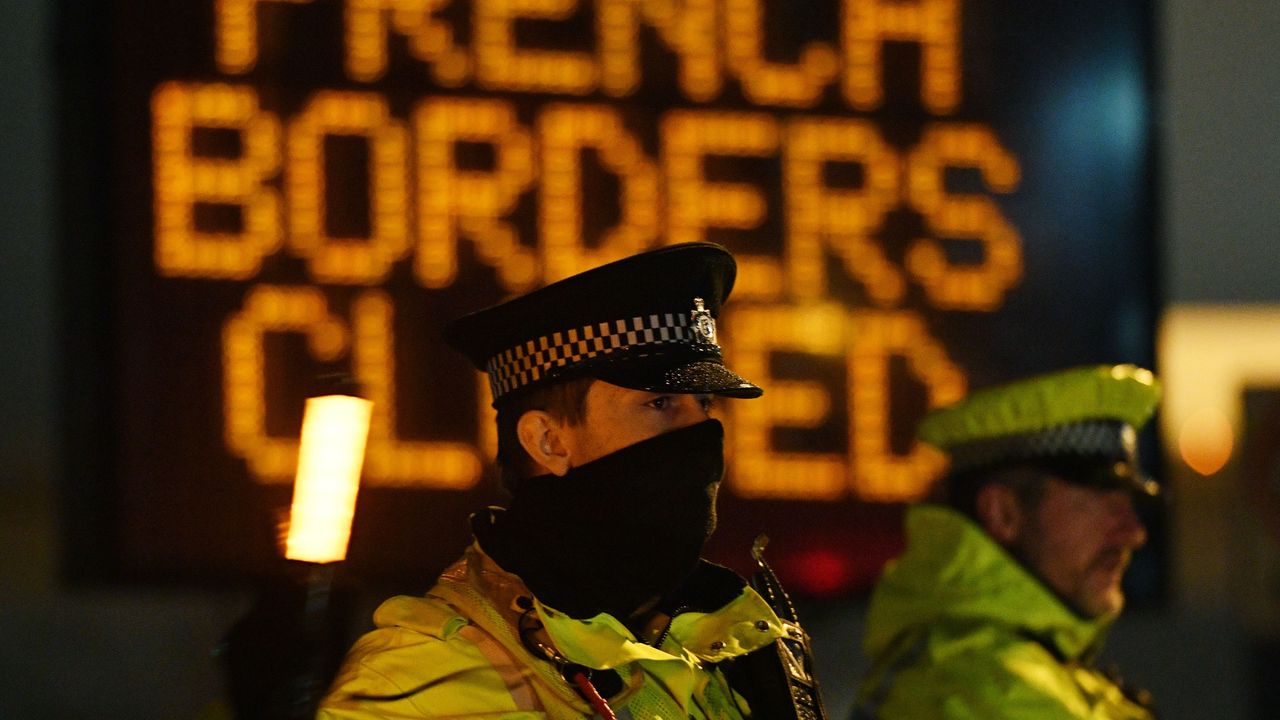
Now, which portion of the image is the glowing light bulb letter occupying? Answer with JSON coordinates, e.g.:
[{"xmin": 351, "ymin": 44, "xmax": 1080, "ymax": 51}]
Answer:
[
  {"xmin": 286, "ymin": 91, "xmax": 411, "ymax": 285},
  {"xmin": 215, "ymin": 0, "xmax": 314, "ymax": 74},
  {"xmin": 152, "ymin": 81, "xmax": 283, "ymax": 280},
  {"xmin": 841, "ymin": 0, "xmax": 960, "ymax": 112},
  {"xmin": 352, "ymin": 291, "xmax": 483, "ymax": 488},
  {"xmin": 473, "ymin": 0, "xmax": 598, "ymax": 94},
  {"xmin": 344, "ymin": 0, "xmax": 470, "ymax": 85},
  {"xmin": 726, "ymin": 303, "xmax": 849, "ymax": 500},
  {"xmin": 905, "ymin": 123, "xmax": 1023, "ymax": 311},
  {"xmin": 413, "ymin": 97, "xmax": 538, "ymax": 292},
  {"xmin": 663, "ymin": 110, "xmax": 781, "ymax": 299},
  {"xmin": 223, "ymin": 285, "xmax": 349, "ymax": 482},
  {"xmin": 723, "ymin": 0, "xmax": 838, "ymax": 107},
  {"xmin": 848, "ymin": 310, "xmax": 966, "ymax": 501},
  {"xmin": 785, "ymin": 117, "xmax": 903, "ymax": 305},
  {"xmin": 538, "ymin": 104, "xmax": 659, "ymax": 282}
]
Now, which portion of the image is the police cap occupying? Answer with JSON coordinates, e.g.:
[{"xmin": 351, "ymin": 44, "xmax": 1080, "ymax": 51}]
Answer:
[
  {"xmin": 444, "ymin": 242, "xmax": 763, "ymax": 406},
  {"xmin": 919, "ymin": 365, "xmax": 1162, "ymax": 495}
]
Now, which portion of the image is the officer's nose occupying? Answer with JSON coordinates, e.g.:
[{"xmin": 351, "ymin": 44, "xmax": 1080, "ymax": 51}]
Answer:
[{"xmin": 1111, "ymin": 493, "xmax": 1148, "ymax": 550}]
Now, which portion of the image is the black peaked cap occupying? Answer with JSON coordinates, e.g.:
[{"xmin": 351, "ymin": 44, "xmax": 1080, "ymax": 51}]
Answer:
[{"xmin": 444, "ymin": 242, "xmax": 762, "ymax": 405}]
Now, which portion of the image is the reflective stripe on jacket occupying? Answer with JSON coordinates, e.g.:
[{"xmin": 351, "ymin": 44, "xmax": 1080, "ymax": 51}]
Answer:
[
  {"xmin": 318, "ymin": 543, "xmax": 785, "ymax": 719},
  {"xmin": 853, "ymin": 505, "xmax": 1155, "ymax": 720}
]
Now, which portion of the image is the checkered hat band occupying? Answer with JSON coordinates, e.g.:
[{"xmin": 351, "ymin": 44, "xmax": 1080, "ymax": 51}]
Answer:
[
  {"xmin": 947, "ymin": 420, "xmax": 1133, "ymax": 473},
  {"xmin": 484, "ymin": 313, "xmax": 716, "ymax": 400}
]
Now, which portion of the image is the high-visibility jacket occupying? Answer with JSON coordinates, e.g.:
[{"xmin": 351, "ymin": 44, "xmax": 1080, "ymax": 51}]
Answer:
[
  {"xmin": 853, "ymin": 505, "xmax": 1156, "ymax": 720},
  {"xmin": 318, "ymin": 543, "xmax": 785, "ymax": 719}
]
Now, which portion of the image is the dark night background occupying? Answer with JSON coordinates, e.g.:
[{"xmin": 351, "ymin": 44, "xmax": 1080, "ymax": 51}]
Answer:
[{"xmin": 2, "ymin": 0, "xmax": 1279, "ymax": 717}]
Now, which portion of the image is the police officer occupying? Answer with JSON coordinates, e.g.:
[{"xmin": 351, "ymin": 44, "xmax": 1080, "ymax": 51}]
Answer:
[
  {"xmin": 319, "ymin": 243, "xmax": 790, "ymax": 719},
  {"xmin": 854, "ymin": 365, "xmax": 1160, "ymax": 720}
]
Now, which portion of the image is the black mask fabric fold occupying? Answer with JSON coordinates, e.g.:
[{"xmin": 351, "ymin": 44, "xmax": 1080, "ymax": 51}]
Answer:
[{"xmin": 477, "ymin": 419, "xmax": 726, "ymax": 621}]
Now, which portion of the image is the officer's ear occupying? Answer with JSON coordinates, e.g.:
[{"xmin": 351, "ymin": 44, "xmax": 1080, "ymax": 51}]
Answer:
[
  {"xmin": 517, "ymin": 410, "xmax": 572, "ymax": 477},
  {"xmin": 975, "ymin": 482, "xmax": 1026, "ymax": 547}
]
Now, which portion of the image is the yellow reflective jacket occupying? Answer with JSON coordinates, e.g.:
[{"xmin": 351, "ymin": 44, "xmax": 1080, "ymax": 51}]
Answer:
[
  {"xmin": 318, "ymin": 543, "xmax": 786, "ymax": 719},
  {"xmin": 854, "ymin": 505, "xmax": 1155, "ymax": 720}
]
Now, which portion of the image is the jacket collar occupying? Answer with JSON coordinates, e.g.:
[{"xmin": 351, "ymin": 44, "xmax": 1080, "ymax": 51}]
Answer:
[
  {"xmin": 865, "ymin": 505, "xmax": 1114, "ymax": 662},
  {"xmin": 434, "ymin": 541, "xmax": 785, "ymax": 671},
  {"xmin": 535, "ymin": 579, "xmax": 784, "ymax": 670}
]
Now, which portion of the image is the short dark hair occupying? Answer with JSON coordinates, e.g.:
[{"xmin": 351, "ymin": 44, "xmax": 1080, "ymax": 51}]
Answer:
[
  {"xmin": 940, "ymin": 462, "xmax": 1050, "ymax": 521},
  {"xmin": 494, "ymin": 377, "xmax": 595, "ymax": 489}
]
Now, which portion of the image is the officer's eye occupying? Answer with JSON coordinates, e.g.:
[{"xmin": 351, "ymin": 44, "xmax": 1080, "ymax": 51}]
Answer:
[
  {"xmin": 698, "ymin": 395, "xmax": 715, "ymax": 413},
  {"xmin": 646, "ymin": 396, "xmax": 672, "ymax": 410}
]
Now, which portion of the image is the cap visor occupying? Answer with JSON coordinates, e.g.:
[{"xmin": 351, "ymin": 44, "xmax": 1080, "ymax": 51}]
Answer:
[
  {"xmin": 596, "ymin": 359, "xmax": 762, "ymax": 399},
  {"xmin": 1070, "ymin": 461, "xmax": 1160, "ymax": 497}
]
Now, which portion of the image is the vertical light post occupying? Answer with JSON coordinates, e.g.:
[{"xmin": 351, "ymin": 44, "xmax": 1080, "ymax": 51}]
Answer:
[
  {"xmin": 286, "ymin": 392, "xmax": 373, "ymax": 564},
  {"xmin": 284, "ymin": 388, "xmax": 372, "ymax": 718}
]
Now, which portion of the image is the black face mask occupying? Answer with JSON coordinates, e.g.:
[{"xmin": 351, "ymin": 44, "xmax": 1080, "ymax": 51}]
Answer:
[{"xmin": 476, "ymin": 419, "xmax": 725, "ymax": 621}]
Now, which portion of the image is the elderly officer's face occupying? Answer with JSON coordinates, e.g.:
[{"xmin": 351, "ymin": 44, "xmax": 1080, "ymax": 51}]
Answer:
[
  {"xmin": 561, "ymin": 381, "xmax": 715, "ymax": 467},
  {"xmin": 1014, "ymin": 478, "xmax": 1148, "ymax": 618}
]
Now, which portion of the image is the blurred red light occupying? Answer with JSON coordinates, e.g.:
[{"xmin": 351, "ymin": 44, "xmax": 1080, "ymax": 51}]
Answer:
[{"xmin": 785, "ymin": 547, "xmax": 856, "ymax": 598}]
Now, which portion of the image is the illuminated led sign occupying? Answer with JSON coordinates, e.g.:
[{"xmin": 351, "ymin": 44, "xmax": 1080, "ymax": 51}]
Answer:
[{"xmin": 91, "ymin": 0, "xmax": 1154, "ymax": 593}]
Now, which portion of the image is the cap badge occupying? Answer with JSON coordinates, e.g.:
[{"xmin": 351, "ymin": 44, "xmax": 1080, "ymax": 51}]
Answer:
[
  {"xmin": 1120, "ymin": 423, "xmax": 1138, "ymax": 461},
  {"xmin": 691, "ymin": 297, "xmax": 718, "ymax": 346}
]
